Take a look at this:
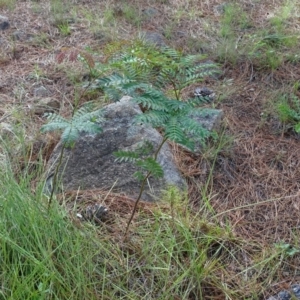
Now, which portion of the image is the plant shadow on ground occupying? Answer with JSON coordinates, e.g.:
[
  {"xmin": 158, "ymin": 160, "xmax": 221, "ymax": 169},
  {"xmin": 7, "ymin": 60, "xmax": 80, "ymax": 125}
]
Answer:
[{"xmin": 1, "ymin": 0, "xmax": 300, "ymax": 299}]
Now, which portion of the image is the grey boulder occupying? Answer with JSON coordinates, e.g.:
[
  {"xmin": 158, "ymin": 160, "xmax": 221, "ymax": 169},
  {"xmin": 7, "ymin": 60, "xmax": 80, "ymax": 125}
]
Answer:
[{"xmin": 45, "ymin": 96, "xmax": 186, "ymax": 201}]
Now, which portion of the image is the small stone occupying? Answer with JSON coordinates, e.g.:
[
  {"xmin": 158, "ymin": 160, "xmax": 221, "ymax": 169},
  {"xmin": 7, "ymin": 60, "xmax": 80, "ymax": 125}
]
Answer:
[
  {"xmin": 32, "ymin": 97, "xmax": 60, "ymax": 115},
  {"xmin": 12, "ymin": 31, "xmax": 23, "ymax": 41},
  {"xmin": 34, "ymin": 86, "xmax": 51, "ymax": 98},
  {"xmin": 195, "ymin": 87, "xmax": 213, "ymax": 97},
  {"xmin": 142, "ymin": 7, "xmax": 159, "ymax": 19},
  {"xmin": 175, "ymin": 31, "xmax": 187, "ymax": 38},
  {"xmin": 83, "ymin": 204, "xmax": 108, "ymax": 223},
  {"xmin": 278, "ymin": 290, "xmax": 291, "ymax": 300},
  {"xmin": 0, "ymin": 21, "xmax": 9, "ymax": 31},
  {"xmin": 0, "ymin": 15, "xmax": 9, "ymax": 31},
  {"xmin": 213, "ymin": 3, "xmax": 229, "ymax": 16},
  {"xmin": 0, "ymin": 14, "xmax": 8, "ymax": 20},
  {"xmin": 93, "ymin": 31, "xmax": 112, "ymax": 44},
  {"xmin": 291, "ymin": 284, "xmax": 300, "ymax": 299},
  {"xmin": 141, "ymin": 31, "xmax": 166, "ymax": 47},
  {"xmin": 12, "ymin": 31, "xmax": 34, "ymax": 42}
]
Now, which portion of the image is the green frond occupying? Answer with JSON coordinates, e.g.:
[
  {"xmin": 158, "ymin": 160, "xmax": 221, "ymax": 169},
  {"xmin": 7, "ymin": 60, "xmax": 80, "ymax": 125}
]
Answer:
[
  {"xmin": 193, "ymin": 108, "xmax": 220, "ymax": 117},
  {"xmin": 133, "ymin": 95, "xmax": 168, "ymax": 111},
  {"xmin": 84, "ymin": 43, "xmax": 217, "ymax": 154},
  {"xmin": 278, "ymin": 101, "xmax": 300, "ymax": 121},
  {"xmin": 113, "ymin": 151, "xmax": 139, "ymax": 163},
  {"xmin": 41, "ymin": 113, "xmax": 71, "ymax": 133},
  {"xmin": 93, "ymin": 76, "xmax": 111, "ymax": 88},
  {"xmin": 125, "ymin": 65, "xmax": 139, "ymax": 80},
  {"xmin": 186, "ymin": 70, "xmax": 217, "ymax": 83},
  {"xmin": 135, "ymin": 140, "xmax": 154, "ymax": 156},
  {"xmin": 277, "ymin": 102, "xmax": 292, "ymax": 122},
  {"xmin": 160, "ymin": 47, "xmax": 182, "ymax": 60},
  {"xmin": 133, "ymin": 171, "xmax": 144, "ymax": 181},
  {"xmin": 72, "ymin": 105, "xmax": 92, "ymax": 119},
  {"xmin": 165, "ymin": 99, "xmax": 188, "ymax": 111},
  {"xmin": 290, "ymin": 95, "xmax": 300, "ymax": 116},
  {"xmin": 164, "ymin": 116, "xmax": 195, "ymax": 150},
  {"xmin": 121, "ymin": 82, "xmax": 145, "ymax": 96},
  {"xmin": 136, "ymin": 157, "xmax": 164, "ymax": 178},
  {"xmin": 143, "ymin": 87, "xmax": 166, "ymax": 98},
  {"xmin": 184, "ymin": 67, "xmax": 219, "ymax": 87},
  {"xmin": 74, "ymin": 122, "xmax": 102, "ymax": 135},
  {"xmin": 106, "ymin": 73, "xmax": 133, "ymax": 88},
  {"xmin": 133, "ymin": 111, "xmax": 169, "ymax": 127},
  {"xmin": 61, "ymin": 126, "xmax": 80, "ymax": 146},
  {"xmin": 124, "ymin": 83, "xmax": 166, "ymax": 99},
  {"xmin": 93, "ymin": 73, "xmax": 145, "ymax": 101},
  {"xmin": 94, "ymin": 73, "xmax": 133, "ymax": 90},
  {"xmin": 74, "ymin": 108, "xmax": 104, "ymax": 124},
  {"xmin": 41, "ymin": 119, "xmax": 70, "ymax": 133},
  {"xmin": 180, "ymin": 116, "xmax": 211, "ymax": 143},
  {"xmin": 159, "ymin": 67, "xmax": 177, "ymax": 80},
  {"xmin": 43, "ymin": 112, "xmax": 67, "ymax": 122},
  {"xmin": 295, "ymin": 123, "xmax": 300, "ymax": 133},
  {"xmin": 107, "ymin": 43, "xmax": 170, "ymax": 85},
  {"xmin": 179, "ymin": 136, "xmax": 195, "ymax": 150},
  {"xmin": 164, "ymin": 116, "xmax": 185, "ymax": 142},
  {"xmin": 86, "ymin": 110, "xmax": 105, "ymax": 124},
  {"xmin": 179, "ymin": 54, "xmax": 204, "ymax": 65},
  {"xmin": 41, "ymin": 104, "xmax": 105, "ymax": 148},
  {"xmin": 189, "ymin": 96, "xmax": 212, "ymax": 106},
  {"xmin": 179, "ymin": 117, "xmax": 202, "ymax": 134},
  {"xmin": 103, "ymin": 87, "xmax": 122, "ymax": 102}
]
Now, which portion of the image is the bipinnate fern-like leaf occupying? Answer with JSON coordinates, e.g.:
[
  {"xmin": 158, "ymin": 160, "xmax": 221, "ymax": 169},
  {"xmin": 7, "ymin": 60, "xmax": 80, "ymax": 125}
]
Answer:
[
  {"xmin": 277, "ymin": 101, "xmax": 292, "ymax": 122},
  {"xmin": 179, "ymin": 53, "xmax": 203, "ymax": 65},
  {"xmin": 143, "ymin": 87, "xmax": 166, "ymax": 98},
  {"xmin": 60, "ymin": 127, "xmax": 79, "ymax": 147},
  {"xmin": 89, "ymin": 42, "xmax": 217, "ymax": 154},
  {"xmin": 181, "ymin": 114, "xmax": 211, "ymax": 143},
  {"xmin": 295, "ymin": 123, "xmax": 300, "ymax": 133},
  {"xmin": 164, "ymin": 116, "xmax": 195, "ymax": 150},
  {"xmin": 165, "ymin": 99, "xmax": 188, "ymax": 111},
  {"xmin": 277, "ymin": 94, "xmax": 300, "ymax": 134},
  {"xmin": 135, "ymin": 140, "xmax": 154, "ymax": 156},
  {"xmin": 133, "ymin": 95, "xmax": 168, "ymax": 111},
  {"xmin": 133, "ymin": 111, "xmax": 169, "ymax": 127},
  {"xmin": 93, "ymin": 73, "xmax": 137, "ymax": 101},
  {"xmin": 94, "ymin": 73, "xmax": 129, "ymax": 89},
  {"xmin": 73, "ymin": 105, "xmax": 105, "ymax": 124},
  {"xmin": 40, "ymin": 113, "xmax": 71, "ymax": 131},
  {"xmin": 114, "ymin": 150, "xmax": 163, "ymax": 179},
  {"xmin": 160, "ymin": 46, "xmax": 181, "ymax": 60},
  {"xmin": 88, "ymin": 41, "xmax": 220, "ymax": 234},
  {"xmin": 164, "ymin": 116, "xmax": 184, "ymax": 141},
  {"xmin": 287, "ymin": 95, "xmax": 300, "ymax": 121},
  {"xmin": 133, "ymin": 171, "xmax": 145, "ymax": 181},
  {"xmin": 114, "ymin": 151, "xmax": 140, "ymax": 163},
  {"xmin": 100, "ymin": 41, "xmax": 220, "ymax": 91},
  {"xmin": 41, "ymin": 105, "xmax": 104, "ymax": 147},
  {"xmin": 136, "ymin": 157, "xmax": 163, "ymax": 179}
]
